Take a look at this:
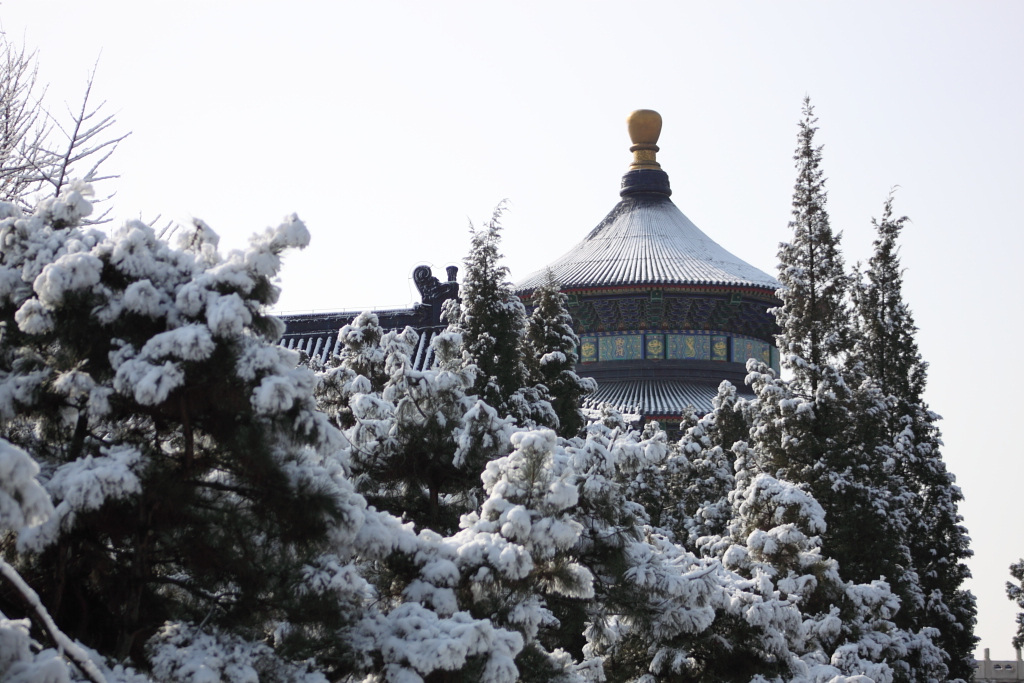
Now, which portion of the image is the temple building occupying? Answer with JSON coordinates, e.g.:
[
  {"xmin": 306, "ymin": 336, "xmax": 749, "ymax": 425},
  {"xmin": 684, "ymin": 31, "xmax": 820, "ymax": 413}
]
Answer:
[
  {"xmin": 515, "ymin": 110, "xmax": 780, "ymax": 427},
  {"xmin": 279, "ymin": 264, "xmax": 459, "ymax": 369},
  {"xmin": 279, "ymin": 110, "xmax": 781, "ymax": 429}
]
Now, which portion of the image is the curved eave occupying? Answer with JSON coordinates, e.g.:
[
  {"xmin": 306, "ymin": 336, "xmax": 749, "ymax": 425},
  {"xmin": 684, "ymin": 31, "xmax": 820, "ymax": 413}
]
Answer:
[
  {"xmin": 520, "ymin": 282, "xmax": 780, "ymax": 303},
  {"xmin": 582, "ymin": 377, "xmax": 753, "ymax": 418}
]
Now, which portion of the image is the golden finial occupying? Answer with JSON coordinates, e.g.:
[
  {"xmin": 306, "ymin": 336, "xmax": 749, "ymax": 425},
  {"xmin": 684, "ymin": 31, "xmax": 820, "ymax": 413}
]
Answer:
[{"xmin": 627, "ymin": 109, "xmax": 662, "ymax": 171}]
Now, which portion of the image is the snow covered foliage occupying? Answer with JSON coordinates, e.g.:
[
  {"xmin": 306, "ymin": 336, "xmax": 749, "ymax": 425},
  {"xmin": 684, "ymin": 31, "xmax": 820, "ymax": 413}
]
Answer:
[
  {"xmin": 759, "ymin": 100, "xmax": 973, "ymax": 683},
  {"xmin": 336, "ymin": 311, "xmax": 389, "ymax": 391},
  {"xmin": 444, "ymin": 204, "xmax": 557, "ymax": 430},
  {"xmin": 452, "ymin": 429, "xmax": 594, "ymax": 681},
  {"xmin": 0, "ymin": 188, "xmax": 375, "ymax": 677},
  {"xmin": 0, "ymin": 437, "xmax": 114, "ymax": 683},
  {"xmin": 525, "ymin": 270, "xmax": 596, "ymax": 439},
  {"xmin": 0, "ymin": 104, "xmax": 973, "ymax": 682},
  {"xmin": 669, "ymin": 382, "xmax": 748, "ymax": 550},
  {"xmin": 775, "ymin": 97, "xmax": 852, "ymax": 396},
  {"xmin": 331, "ymin": 325, "xmax": 515, "ymax": 534},
  {"xmin": 0, "ymin": 439, "xmax": 53, "ymax": 532},
  {"xmin": 852, "ymin": 193, "xmax": 976, "ymax": 679},
  {"xmin": 147, "ymin": 622, "xmax": 329, "ymax": 683}
]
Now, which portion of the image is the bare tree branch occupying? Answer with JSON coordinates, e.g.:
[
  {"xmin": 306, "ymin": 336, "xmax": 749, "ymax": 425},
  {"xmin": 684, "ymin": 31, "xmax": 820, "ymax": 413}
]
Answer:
[{"xmin": 0, "ymin": 40, "xmax": 128, "ymax": 220}]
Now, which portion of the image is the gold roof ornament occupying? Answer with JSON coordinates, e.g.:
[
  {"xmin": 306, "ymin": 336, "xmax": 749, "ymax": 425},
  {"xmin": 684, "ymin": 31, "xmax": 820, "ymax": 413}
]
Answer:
[{"xmin": 627, "ymin": 109, "xmax": 662, "ymax": 171}]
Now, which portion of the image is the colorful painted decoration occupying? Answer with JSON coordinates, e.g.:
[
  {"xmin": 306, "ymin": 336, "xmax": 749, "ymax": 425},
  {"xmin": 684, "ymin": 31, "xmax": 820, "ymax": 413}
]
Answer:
[
  {"xmin": 667, "ymin": 334, "xmax": 710, "ymax": 360},
  {"xmin": 731, "ymin": 337, "xmax": 770, "ymax": 365},
  {"xmin": 599, "ymin": 334, "xmax": 643, "ymax": 361},
  {"xmin": 580, "ymin": 337, "xmax": 597, "ymax": 363},
  {"xmin": 645, "ymin": 334, "xmax": 665, "ymax": 359},
  {"xmin": 711, "ymin": 335, "xmax": 729, "ymax": 362}
]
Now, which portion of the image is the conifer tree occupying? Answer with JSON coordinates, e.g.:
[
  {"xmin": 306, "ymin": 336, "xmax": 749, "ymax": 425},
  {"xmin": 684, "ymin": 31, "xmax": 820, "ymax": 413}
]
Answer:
[
  {"xmin": 336, "ymin": 310, "xmax": 389, "ymax": 391},
  {"xmin": 0, "ymin": 188, "xmax": 534, "ymax": 681},
  {"xmin": 0, "ymin": 186, "xmax": 369, "ymax": 673},
  {"xmin": 761, "ymin": 104, "xmax": 939, "ymax": 683},
  {"xmin": 719, "ymin": 447, "xmax": 946, "ymax": 683},
  {"xmin": 765, "ymin": 99, "xmax": 891, "ymax": 586},
  {"xmin": 1007, "ymin": 559, "xmax": 1024, "ymax": 651},
  {"xmin": 775, "ymin": 97, "xmax": 852, "ymax": 395},
  {"xmin": 452, "ymin": 429, "xmax": 595, "ymax": 682},
  {"xmin": 344, "ymin": 328, "xmax": 514, "ymax": 534},
  {"xmin": 525, "ymin": 270, "xmax": 596, "ymax": 438},
  {"xmin": 677, "ymin": 382, "xmax": 751, "ymax": 551},
  {"xmin": 444, "ymin": 205, "xmax": 556, "ymax": 429},
  {"xmin": 853, "ymin": 194, "xmax": 976, "ymax": 680}
]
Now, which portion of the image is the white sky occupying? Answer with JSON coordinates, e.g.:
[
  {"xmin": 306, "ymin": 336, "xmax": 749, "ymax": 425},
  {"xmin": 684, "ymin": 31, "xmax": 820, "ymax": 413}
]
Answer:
[{"xmin": 3, "ymin": 0, "xmax": 1022, "ymax": 659}]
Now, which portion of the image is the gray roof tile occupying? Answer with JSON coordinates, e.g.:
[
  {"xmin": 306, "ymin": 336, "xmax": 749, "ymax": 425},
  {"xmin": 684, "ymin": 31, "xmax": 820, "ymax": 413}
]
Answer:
[
  {"xmin": 517, "ymin": 194, "xmax": 779, "ymax": 293},
  {"xmin": 583, "ymin": 377, "xmax": 751, "ymax": 417}
]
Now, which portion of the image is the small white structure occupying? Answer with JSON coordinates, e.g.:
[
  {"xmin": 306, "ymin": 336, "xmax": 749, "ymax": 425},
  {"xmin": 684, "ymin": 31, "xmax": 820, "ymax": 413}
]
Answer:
[{"xmin": 976, "ymin": 649, "xmax": 1024, "ymax": 682}]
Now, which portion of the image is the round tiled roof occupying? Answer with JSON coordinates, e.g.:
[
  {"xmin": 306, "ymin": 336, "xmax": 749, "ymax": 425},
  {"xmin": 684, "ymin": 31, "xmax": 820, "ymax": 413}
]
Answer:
[
  {"xmin": 516, "ymin": 109, "xmax": 779, "ymax": 295},
  {"xmin": 516, "ymin": 186, "xmax": 780, "ymax": 293}
]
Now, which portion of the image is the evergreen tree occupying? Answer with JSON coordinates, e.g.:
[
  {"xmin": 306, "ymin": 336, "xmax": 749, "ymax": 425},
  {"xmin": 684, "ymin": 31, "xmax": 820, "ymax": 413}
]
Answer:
[
  {"xmin": 757, "ymin": 100, "xmax": 946, "ymax": 683},
  {"xmin": 1007, "ymin": 559, "xmax": 1024, "ymax": 651},
  {"xmin": 344, "ymin": 328, "xmax": 514, "ymax": 534},
  {"xmin": 0, "ymin": 188, "xmax": 533, "ymax": 681},
  {"xmin": 525, "ymin": 270, "xmax": 596, "ymax": 439},
  {"xmin": 853, "ymin": 194, "xmax": 977, "ymax": 679},
  {"xmin": 452, "ymin": 429, "xmax": 595, "ymax": 682},
  {"xmin": 677, "ymin": 382, "xmax": 748, "ymax": 551},
  {"xmin": 336, "ymin": 310, "xmax": 389, "ymax": 391},
  {"xmin": 309, "ymin": 311, "xmax": 390, "ymax": 431},
  {"xmin": 444, "ymin": 205, "xmax": 556, "ymax": 430},
  {"xmin": 775, "ymin": 97, "xmax": 852, "ymax": 395},
  {"xmin": 766, "ymin": 100, "xmax": 910, "ymax": 594},
  {"xmin": 719, "ymin": 447, "xmax": 946, "ymax": 683},
  {"xmin": 0, "ymin": 187, "xmax": 371, "ymax": 674}
]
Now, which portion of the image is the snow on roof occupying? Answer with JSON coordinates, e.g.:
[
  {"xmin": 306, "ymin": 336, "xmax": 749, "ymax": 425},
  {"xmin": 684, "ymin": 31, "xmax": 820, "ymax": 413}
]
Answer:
[
  {"xmin": 517, "ymin": 192, "xmax": 780, "ymax": 293},
  {"xmin": 518, "ymin": 109, "xmax": 779, "ymax": 295},
  {"xmin": 281, "ymin": 324, "xmax": 444, "ymax": 371},
  {"xmin": 582, "ymin": 377, "xmax": 752, "ymax": 418}
]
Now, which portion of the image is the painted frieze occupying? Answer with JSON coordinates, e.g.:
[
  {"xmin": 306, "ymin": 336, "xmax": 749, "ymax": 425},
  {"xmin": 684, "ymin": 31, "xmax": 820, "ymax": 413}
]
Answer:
[
  {"xmin": 598, "ymin": 334, "xmax": 643, "ymax": 361},
  {"xmin": 645, "ymin": 334, "xmax": 665, "ymax": 359},
  {"xmin": 711, "ymin": 335, "xmax": 729, "ymax": 362},
  {"xmin": 667, "ymin": 334, "xmax": 710, "ymax": 360}
]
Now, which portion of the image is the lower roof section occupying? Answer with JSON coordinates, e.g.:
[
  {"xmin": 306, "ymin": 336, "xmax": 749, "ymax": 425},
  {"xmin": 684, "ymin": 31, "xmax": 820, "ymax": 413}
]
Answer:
[
  {"xmin": 281, "ymin": 323, "xmax": 443, "ymax": 372},
  {"xmin": 582, "ymin": 377, "xmax": 752, "ymax": 419}
]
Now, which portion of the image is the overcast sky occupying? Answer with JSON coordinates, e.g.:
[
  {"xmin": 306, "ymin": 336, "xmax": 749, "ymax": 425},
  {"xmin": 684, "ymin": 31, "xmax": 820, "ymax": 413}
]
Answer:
[{"xmin": 3, "ymin": 0, "xmax": 1022, "ymax": 659}]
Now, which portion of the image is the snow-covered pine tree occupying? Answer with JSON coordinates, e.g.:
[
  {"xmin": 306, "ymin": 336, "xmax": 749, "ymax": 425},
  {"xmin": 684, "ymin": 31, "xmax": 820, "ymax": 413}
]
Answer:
[
  {"xmin": 444, "ymin": 205, "xmax": 556, "ymax": 430},
  {"xmin": 344, "ymin": 328, "xmax": 514, "ymax": 534},
  {"xmin": 675, "ymin": 381, "xmax": 748, "ymax": 551},
  {"xmin": 853, "ymin": 194, "xmax": 976, "ymax": 680},
  {"xmin": 451, "ymin": 429, "xmax": 596, "ymax": 682},
  {"xmin": 719, "ymin": 446, "xmax": 947, "ymax": 683},
  {"xmin": 336, "ymin": 310, "xmax": 389, "ymax": 391},
  {"xmin": 554, "ymin": 416, "xmax": 818, "ymax": 683},
  {"xmin": 0, "ymin": 187, "xmax": 370, "ymax": 675},
  {"xmin": 309, "ymin": 311, "xmax": 391, "ymax": 431},
  {"xmin": 764, "ymin": 99, "xmax": 891, "ymax": 584},
  {"xmin": 755, "ymin": 104, "xmax": 949, "ymax": 683},
  {"xmin": 775, "ymin": 97, "xmax": 852, "ymax": 394},
  {"xmin": 525, "ymin": 270, "xmax": 596, "ymax": 439}
]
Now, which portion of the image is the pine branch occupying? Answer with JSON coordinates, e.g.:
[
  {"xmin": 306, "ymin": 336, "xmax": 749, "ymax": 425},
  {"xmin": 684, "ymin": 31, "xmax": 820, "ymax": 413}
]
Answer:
[{"xmin": 0, "ymin": 558, "xmax": 108, "ymax": 683}]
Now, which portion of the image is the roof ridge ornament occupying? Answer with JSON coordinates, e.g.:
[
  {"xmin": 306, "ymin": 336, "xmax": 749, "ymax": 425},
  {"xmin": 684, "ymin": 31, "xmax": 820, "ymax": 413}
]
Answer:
[
  {"xmin": 621, "ymin": 109, "xmax": 671, "ymax": 197},
  {"xmin": 627, "ymin": 109, "xmax": 662, "ymax": 171}
]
